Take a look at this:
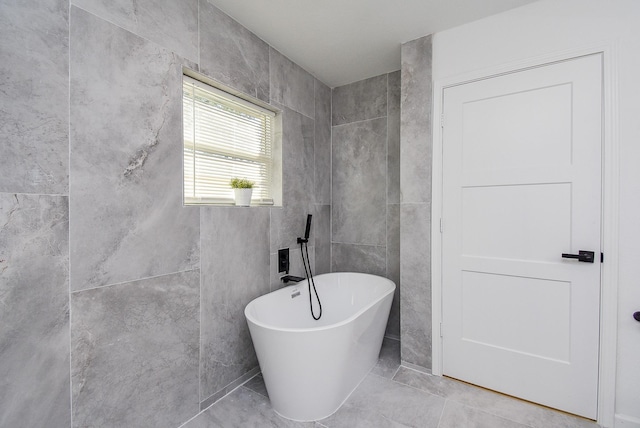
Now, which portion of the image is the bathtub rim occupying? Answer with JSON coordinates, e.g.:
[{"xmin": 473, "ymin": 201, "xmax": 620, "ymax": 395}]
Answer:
[{"xmin": 244, "ymin": 272, "xmax": 395, "ymax": 333}]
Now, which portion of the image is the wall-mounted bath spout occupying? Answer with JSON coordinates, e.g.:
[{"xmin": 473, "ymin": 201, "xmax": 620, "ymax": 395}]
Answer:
[{"xmin": 280, "ymin": 275, "xmax": 305, "ymax": 284}]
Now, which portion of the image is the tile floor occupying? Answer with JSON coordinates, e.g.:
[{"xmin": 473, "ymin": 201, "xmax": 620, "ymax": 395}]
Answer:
[{"xmin": 181, "ymin": 338, "xmax": 600, "ymax": 428}]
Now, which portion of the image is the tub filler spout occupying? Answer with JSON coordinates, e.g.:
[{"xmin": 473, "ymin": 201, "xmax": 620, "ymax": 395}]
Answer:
[{"xmin": 280, "ymin": 275, "xmax": 305, "ymax": 284}]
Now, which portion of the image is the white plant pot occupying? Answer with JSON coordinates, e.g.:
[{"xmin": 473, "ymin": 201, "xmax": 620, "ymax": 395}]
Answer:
[{"xmin": 234, "ymin": 188, "xmax": 253, "ymax": 206}]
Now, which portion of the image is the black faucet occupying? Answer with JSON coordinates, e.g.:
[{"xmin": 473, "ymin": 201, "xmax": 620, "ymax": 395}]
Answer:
[{"xmin": 280, "ymin": 275, "xmax": 305, "ymax": 284}]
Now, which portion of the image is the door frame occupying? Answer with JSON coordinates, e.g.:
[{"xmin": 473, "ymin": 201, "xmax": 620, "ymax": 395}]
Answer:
[{"xmin": 431, "ymin": 43, "xmax": 619, "ymax": 426}]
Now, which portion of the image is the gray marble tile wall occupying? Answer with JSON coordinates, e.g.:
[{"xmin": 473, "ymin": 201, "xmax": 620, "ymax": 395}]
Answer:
[
  {"xmin": 0, "ymin": 0, "xmax": 71, "ymax": 427},
  {"xmin": 69, "ymin": 7, "xmax": 201, "ymax": 293},
  {"xmin": 315, "ymin": 80, "xmax": 332, "ymax": 275},
  {"xmin": 70, "ymin": 271, "xmax": 200, "ymax": 427},
  {"xmin": 200, "ymin": 207, "xmax": 269, "ymax": 400},
  {"xmin": 0, "ymin": 0, "xmax": 70, "ymax": 195},
  {"xmin": 72, "ymin": 0, "xmax": 199, "ymax": 63},
  {"xmin": 400, "ymin": 35, "xmax": 433, "ymax": 370},
  {"xmin": 1, "ymin": 0, "xmax": 331, "ymax": 426},
  {"xmin": 330, "ymin": 73, "xmax": 401, "ymax": 338},
  {"xmin": 0, "ymin": 194, "xmax": 71, "ymax": 428},
  {"xmin": 199, "ymin": 0, "xmax": 269, "ymax": 102}
]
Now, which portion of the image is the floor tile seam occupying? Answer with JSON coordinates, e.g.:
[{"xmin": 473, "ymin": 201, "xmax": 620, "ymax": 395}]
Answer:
[
  {"xmin": 435, "ymin": 397, "xmax": 448, "ymax": 428},
  {"xmin": 380, "ymin": 413, "xmax": 412, "ymax": 428},
  {"xmin": 240, "ymin": 384, "xmax": 266, "ymax": 399},
  {"xmin": 394, "ymin": 368, "xmax": 574, "ymax": 428},
  {"xmin": 390, "ymin": 369, "xmax": 536, "ymax": 428},
  {"xmin": 339, "ymin": 398, "xmax": 422, "ymax": 428},
  {"xmin": 385, "ymin": 371, "xmax": 447, "ymax": 402},
  {"xmin": 196, "ymin": 381, "xmax": 254, "ymax": 419},
  {"xmin": 445, "ymin": 397, "xmax": 537, "ymax": 428},
  {"xmin": 176, "ymin": 400, "xmax": 204, "ymax": 428},
  {"xmin": 389, "ymin": 365, "xmax": 401, "ymax": 379},
  {"xmin": 243, "ymin": 382, "xmax": 268, "ymax": 399},
  {"xmin": 190, "ymin": 368, "xmax": 262, "ymax": 420},
  {"xmin": 369, "ymin": 370, "xmax": 445, "ymax": 404},
  {"xmin": 337, "ymin": 401, "xmax": 387, "ymax": 422},
  {"xmin": 424, "ymin": 376, "xmax": 567, "ymax": 428}
]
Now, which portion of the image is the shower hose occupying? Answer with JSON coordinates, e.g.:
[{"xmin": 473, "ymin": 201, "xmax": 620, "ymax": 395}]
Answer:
[{"xmin": 300, "ymin": 240, "xmax": 322, "ymax": 320}]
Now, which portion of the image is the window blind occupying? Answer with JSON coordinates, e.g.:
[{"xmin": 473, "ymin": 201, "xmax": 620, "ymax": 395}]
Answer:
[{"xmin": 183, "ymin": 76, "xmax": 275, "ymax": 205}]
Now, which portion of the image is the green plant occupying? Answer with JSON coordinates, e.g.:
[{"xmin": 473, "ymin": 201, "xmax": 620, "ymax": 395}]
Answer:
[{"xmin": 230, "ymin": 177, "xmax": 255, "ymax": 189}]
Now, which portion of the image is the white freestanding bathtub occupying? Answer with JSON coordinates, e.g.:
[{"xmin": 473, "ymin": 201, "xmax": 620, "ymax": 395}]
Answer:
[{"xmin": 244, "ymin": 272, "xmax": 395, "ymax": 421}]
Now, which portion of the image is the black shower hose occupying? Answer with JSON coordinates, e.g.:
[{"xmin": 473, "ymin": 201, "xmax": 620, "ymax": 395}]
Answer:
[{"xmin": 300, "ymin": 241, "xmax": 322, "ymax": 320}]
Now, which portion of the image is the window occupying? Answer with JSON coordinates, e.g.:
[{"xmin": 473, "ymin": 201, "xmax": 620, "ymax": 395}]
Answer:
[{"xmin": 182, "ymin": 74, "xmax": 278, "ymax": 205}]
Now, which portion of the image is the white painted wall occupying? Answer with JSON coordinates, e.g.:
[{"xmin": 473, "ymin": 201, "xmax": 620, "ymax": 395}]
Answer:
[{"xmin": 432, "ymin": 1, "xmax": 640, "ymax": 426}]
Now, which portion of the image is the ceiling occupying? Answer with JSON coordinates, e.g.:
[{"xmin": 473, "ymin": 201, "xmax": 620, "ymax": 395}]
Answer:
[{"xmin": 206, "ymin": 0, "xmax": 538, "ymax": 87}]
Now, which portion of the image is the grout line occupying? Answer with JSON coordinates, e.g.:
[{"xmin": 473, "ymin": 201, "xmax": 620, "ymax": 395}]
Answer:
[
  {"xmin": 269, "ymin": 208, "xmax": 274, "ymax": 292},
  {"xmin": 268, "ymin": 46, "xmax": 272, "ymax": 104},
  {"xmin": 399, "ymin": 201, "xmax": 429, "ymax": 207},
  {"xmin": 385, "ymin": 72, "xmax": 389, "ymax": 281},
  {"xmin": 390, "ymin": 366, "xmax": 400, "ymax": 380},
  {"xmin": 329, "ymin": 86, "xmax": 333, "ymax": 272},
  {"xmin": 0, "ymin": 191, "xmax": 69, "ymax": 197},
  {"xmin": 313, "ymin": 77, "xmax": 317, "ymax": 122},
  {"xmin": 330, "ymin": 241, "xmax": 386, "ymax": 248},
  {"xmin": 67, "ymin": 2, "xmax": 73, "ymax": 426},
  {"xmin": 436, "ymin": 399, "xmax": 447, "ymax": 428},
  {"xmin": 240, "ymin": 385, "xmax": 268, "ymax": 400},
  {"xmin": 313, "ymin": 79, "xmax": 317, "ymax": 253},
  {"xmin": 391, "ymin": 367, "xmax": 561, "ymax": 428},
  {"xmin": 193, "ymin": 368, "xmax": 261, "ymax": 419},
  {"xmin": 386, "ymin": 372, "xmax": 443, "ymax": 400},
  {"xmin": 196, "ymin": 0, "xmax": 203, "ymax": 403},
  {"xmin": 69, "ymin": 268, "xmax": 200, "ymax": 295},
  {"xmin": 198, "ymin": 208, "xmax": 203, "ymax": 403},
  {"xmin": 332, "ymin": 114, "xmax": 388, "ymax": 128},
  {"xmin": 399, "ymin": 361, "xmax": 432, "ymax": 375},
  {"xmin": 70, "ymin": 5, "xmax": 198, "ymax": 64}
]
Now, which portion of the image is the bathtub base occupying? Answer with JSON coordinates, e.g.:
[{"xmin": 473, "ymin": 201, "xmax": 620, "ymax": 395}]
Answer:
[
  {"xmin": 245, "ymin": 273, "xmax": 395, "ymax": 422},
  {"xmin": 271, "ymin": 375, "xmax": 364, "ymax": 422}
]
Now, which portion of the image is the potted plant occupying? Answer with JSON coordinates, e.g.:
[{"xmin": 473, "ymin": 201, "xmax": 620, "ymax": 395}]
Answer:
[{"xmin": 230, "ymin": 178, "xmax": 254, "ymax": 206}]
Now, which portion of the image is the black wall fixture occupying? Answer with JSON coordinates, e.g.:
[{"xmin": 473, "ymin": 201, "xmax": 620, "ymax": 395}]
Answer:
[{"xmin": 278, "ymin": 248, "xmax": 290, "ymax": 274}]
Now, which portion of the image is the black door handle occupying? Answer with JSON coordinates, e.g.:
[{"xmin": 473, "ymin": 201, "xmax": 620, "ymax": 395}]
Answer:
[
  {"xmin": 561, "ymin": 250, "xmax": 595, "ymax": 263},
  {"xmin": 634, "ymin": 312, "xmax": 640, "ymax": 322}
]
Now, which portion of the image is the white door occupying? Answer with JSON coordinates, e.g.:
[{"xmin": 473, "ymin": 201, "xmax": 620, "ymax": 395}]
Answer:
[{"xmin": 441, "ymin": 54, "xmax": 602, "ymax": 419}]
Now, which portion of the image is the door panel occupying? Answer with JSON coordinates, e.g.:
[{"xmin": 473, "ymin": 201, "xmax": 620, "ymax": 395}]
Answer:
[
  {"xmin": 442, "ymin": 54, "xmax": 602, "ymax": 419},
  {"xmin": 462, "ymin": 183, "xmax": 571, "ymax": 262},
  {"xmin": 462, "ymin": 84, "xmax": 573, "ymax": 170},
  {"xmin": 461, "ymin": 271, "xmax": 571, "ymax": 363}
]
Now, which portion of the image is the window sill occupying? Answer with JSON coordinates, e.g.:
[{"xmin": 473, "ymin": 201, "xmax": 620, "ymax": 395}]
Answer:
[{"xmin": 184, "ymin": 198, "xmax": 276, "ymax": 207}]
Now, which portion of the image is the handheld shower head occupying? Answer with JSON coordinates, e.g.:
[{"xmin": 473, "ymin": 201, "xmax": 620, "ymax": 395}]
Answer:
[
  {"xmin": 304, "ymin": 214, "xmax": 312, "ymax": 240},
  {"xmin": 297, "ymin": 214, "xmax": 312, "ymax": 244}
]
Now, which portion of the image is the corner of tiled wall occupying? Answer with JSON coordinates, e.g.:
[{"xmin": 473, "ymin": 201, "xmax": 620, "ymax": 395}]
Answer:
[
  {"xmin": 330, "ymin": 72, "xmax": 401, "ymax": 338},
  {"xmin": 400, "ymin": 35, "xmax": 433, "ymax": 370},
  {"xmin": 314, "ymin": 79, "xmax": 332, "ymax": 276}
]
